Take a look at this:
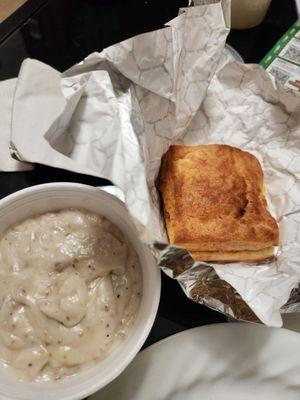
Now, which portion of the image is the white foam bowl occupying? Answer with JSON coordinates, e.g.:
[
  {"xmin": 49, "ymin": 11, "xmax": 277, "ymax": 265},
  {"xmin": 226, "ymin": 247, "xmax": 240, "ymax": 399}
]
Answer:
[{"xmin": 0, "ymin": 183, "xmax": 161, "ymax": 400}]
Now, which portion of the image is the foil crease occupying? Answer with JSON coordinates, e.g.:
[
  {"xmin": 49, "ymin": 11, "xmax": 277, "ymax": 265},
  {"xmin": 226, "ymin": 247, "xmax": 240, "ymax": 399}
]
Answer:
[{"xmin": 150, "ymin": 242, "xmax": 300, "ymax": 323}]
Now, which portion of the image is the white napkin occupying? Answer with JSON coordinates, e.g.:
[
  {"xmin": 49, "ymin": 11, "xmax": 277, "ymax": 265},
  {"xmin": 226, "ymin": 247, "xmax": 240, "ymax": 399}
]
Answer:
[{"xmin": 0, "ymin": 78, "xmax": 32, "ymax": 171}]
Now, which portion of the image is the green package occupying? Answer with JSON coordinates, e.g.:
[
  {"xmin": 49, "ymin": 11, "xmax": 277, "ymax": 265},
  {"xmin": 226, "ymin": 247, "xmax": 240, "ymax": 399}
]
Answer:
[{"xmin": 260, "ymin": 19, "xmax": 300, "ymax": 90}]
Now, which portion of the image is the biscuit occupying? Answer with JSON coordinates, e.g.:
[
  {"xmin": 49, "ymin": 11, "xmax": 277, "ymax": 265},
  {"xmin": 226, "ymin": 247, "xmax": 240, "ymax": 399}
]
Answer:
[{"xmin": 158, "ymin": 144, "xmax": 279, "ymax": 262}]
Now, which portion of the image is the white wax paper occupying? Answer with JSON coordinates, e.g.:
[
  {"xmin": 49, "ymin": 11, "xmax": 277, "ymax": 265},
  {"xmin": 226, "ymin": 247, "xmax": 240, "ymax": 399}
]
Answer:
[{"xmin": 2, "ymin": 0, "xmax": 300, "ymax": 326}]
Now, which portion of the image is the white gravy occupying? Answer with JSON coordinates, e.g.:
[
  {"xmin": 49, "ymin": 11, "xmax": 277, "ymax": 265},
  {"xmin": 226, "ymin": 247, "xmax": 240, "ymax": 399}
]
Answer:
[{"xmin": 0, "ymin": 209, "xmax": 142, "ymax": 381}]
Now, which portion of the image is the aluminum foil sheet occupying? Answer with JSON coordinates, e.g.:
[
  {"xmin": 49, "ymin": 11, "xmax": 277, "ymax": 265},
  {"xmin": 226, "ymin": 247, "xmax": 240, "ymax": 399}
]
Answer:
[{"xmin": 150, "ymin": 242, "xmax": 300, "ymax": 323}]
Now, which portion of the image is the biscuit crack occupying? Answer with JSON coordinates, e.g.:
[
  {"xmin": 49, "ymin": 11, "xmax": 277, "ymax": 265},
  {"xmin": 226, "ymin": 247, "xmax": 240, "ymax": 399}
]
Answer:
[{"xmin": 237, "ymin": 198, "xmax": 248, "ymax": 218}]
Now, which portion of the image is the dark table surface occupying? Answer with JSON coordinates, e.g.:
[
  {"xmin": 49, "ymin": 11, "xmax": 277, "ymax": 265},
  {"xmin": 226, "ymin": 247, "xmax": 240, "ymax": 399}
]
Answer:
[{"xmin": 0, "ymin": 0, "xmax": 298, "ymax": 349}]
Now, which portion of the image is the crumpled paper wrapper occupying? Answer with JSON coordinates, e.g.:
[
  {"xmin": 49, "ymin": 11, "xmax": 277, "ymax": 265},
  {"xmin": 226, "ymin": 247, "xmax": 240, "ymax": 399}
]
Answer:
[{"xmin": 1, "ymin": 0, "xmax": 300, "ymax": 326}]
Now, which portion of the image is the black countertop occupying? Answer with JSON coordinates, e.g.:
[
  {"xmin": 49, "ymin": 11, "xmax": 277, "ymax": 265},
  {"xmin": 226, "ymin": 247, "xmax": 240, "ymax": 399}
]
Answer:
[{"xmin": 0, "ymin": 0, "xmax": 298, "ymax": 347}]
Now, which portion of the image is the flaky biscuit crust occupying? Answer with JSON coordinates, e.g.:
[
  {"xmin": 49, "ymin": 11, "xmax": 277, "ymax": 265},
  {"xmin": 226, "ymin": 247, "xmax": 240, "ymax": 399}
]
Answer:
[{"xmin": 158, "ymin": 145, "xmax": 279, "ymax": 260}]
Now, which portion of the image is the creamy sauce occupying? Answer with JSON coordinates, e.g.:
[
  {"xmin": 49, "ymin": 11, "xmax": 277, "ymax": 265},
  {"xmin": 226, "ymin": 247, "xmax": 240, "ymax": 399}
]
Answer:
[{"xmin": 0, "ymin": 209, "xmax": 142, "ymax": 381}]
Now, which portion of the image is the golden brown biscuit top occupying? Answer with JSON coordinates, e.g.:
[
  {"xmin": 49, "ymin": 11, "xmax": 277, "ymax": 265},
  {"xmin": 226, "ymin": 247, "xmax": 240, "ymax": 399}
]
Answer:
[{"xmin": 158, "ymin": 144, "xmax": 279, "ymax": 251}]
